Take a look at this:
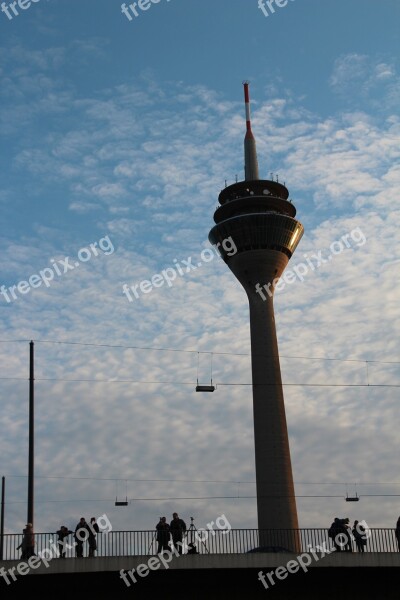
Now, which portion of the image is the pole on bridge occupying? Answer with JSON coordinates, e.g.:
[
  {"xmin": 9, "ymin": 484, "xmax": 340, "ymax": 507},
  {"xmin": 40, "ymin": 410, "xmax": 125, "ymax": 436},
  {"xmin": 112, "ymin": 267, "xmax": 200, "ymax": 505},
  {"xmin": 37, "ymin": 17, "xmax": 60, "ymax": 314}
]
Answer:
[
  {"xmin": 0, "ymin": 476, "xmax": 5, "ymax": 560},
  {"xmin": 27, "ymin": 341, "xmax": 34, "ymax": 527}
]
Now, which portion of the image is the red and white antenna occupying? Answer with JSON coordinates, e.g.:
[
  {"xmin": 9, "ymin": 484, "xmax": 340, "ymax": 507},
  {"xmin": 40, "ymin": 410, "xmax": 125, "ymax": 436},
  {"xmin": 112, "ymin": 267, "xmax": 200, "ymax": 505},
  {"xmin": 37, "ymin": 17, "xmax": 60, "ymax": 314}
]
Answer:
[{"xmin": 243, "ymin": 81, "xmax": 260, "ymax": 181}]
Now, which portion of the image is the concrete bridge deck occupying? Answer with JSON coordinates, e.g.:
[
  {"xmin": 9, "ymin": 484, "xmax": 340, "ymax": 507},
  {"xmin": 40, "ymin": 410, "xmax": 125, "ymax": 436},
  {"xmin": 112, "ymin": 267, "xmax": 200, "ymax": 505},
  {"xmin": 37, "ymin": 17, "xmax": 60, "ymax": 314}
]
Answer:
[
  {"xmin": 1, "ymin": 551, "xmax": 400, "ymax": 575},
  {"xmin": 1, "ymin": 552, "xmax": 399, "ymax": 599}
]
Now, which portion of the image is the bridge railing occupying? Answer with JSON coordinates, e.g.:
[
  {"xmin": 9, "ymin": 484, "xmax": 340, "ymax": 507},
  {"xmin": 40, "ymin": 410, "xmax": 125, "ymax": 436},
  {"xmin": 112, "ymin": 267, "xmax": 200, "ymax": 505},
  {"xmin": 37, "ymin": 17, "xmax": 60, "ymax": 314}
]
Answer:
[{"xmin": 1, "ymin": 528, "xmax": 399, "ymax": 561}]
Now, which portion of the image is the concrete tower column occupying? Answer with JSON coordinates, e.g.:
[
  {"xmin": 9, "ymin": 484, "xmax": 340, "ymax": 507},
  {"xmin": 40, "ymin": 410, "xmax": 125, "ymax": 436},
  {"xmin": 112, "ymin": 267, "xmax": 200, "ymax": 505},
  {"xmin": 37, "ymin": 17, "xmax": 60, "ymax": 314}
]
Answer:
[{"xmin": 227, "ymin": 250, "xmax": 299, "ymax": 549}]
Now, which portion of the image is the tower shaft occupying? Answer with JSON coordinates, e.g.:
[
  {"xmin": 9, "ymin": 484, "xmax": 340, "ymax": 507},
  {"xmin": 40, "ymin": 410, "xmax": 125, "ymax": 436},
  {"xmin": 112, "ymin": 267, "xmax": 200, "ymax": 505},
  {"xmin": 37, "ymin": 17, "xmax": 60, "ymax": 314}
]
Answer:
[{"xmin": 229, "ymin": 250, "xmax": 299, "ymax": 543}]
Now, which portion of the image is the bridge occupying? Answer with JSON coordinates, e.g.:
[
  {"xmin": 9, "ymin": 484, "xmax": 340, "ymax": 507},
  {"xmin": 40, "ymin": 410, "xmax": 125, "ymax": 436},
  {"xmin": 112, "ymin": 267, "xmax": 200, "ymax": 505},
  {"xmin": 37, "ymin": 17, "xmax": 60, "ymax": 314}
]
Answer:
[{"xmin": 1, "ymin": 528, "xmax": 399, "ymax": 599}]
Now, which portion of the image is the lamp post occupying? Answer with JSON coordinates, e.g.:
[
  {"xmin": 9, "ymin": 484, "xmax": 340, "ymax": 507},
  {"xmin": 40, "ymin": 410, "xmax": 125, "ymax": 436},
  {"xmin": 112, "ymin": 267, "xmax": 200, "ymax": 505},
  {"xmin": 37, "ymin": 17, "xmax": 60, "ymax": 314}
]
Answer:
[
  {"xmin": 27, "ymin": 340, "xmax": 34, "ymax": 526},
  {"xmin": 0, "ymin": 476, "xmax": 5, "ymax": 560}
]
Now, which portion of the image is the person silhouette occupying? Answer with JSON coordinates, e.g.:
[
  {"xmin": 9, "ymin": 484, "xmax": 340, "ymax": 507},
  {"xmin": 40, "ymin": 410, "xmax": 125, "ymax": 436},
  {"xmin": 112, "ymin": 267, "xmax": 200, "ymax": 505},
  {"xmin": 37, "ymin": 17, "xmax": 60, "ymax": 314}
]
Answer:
[
  {"xmin": 328, "ymin": 518, "xmax": 342, "ymax": 552},
  {"xmin": 342, "ymin": 518, "xmax": 352, "ymax": 552},
  {"xmin": 156, "ymin": 517, "xmax": 170, "ymax": 554},
  {"xmin": 74, "ymin": 517, "xmax": 88, "ymax": 558},
  {"xmin": 56, "ymin": 525, "xmax": 73, "ymax": 558},
  {"xmin": 352, "ymin": 520, "xmax": 367, "ymax": 553},
  {"xmin": 395, "ymin": 517, "xmax": 400, "ymax": 552},
  {"xmin": 17, "ymin": 523, "xmax": 35, "ymax": 559},
  {"xmin": 170, "ymin": 513, "xmax": 186, "ymax": 555},
  {"xmin": 88, "ymin": 517, "xmax": 99, "ymax": 557}
]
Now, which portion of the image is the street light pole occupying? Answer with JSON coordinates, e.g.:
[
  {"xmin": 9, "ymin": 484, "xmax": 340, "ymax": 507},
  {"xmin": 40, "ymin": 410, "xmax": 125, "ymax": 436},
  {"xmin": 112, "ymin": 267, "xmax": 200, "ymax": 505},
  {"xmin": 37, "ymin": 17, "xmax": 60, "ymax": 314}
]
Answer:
[
  {"xmin": 27, "ymin": 340, "xmax": 34, "ymax": 526},
  {"xmin": 0, "ymin": 476, "xmax": 5, "ymax": 560}
]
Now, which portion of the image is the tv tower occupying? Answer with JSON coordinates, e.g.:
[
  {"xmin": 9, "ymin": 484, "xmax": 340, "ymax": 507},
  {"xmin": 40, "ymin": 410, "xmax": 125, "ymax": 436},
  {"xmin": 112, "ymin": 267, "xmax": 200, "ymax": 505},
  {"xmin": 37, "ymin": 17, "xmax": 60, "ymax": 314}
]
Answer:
[{"xmin": 209, "ymin": 83, "xmax": 304, "ymax": 549}]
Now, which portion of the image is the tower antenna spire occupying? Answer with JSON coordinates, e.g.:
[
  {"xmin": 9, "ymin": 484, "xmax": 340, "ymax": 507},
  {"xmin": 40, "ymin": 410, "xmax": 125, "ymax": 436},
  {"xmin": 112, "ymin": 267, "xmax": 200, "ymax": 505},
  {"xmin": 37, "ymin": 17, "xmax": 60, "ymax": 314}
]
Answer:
[{"xmin": 243, "ymin": 81, "xmax": 260, "ymax": 181}]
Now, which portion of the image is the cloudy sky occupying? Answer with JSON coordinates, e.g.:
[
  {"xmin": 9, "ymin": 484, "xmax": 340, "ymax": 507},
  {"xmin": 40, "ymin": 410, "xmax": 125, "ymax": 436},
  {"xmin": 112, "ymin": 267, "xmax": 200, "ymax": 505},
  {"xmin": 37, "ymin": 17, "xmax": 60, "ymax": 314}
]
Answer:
[{"xmin": 0, "ymin": 0, "xmax": 399, "ymax": 539}]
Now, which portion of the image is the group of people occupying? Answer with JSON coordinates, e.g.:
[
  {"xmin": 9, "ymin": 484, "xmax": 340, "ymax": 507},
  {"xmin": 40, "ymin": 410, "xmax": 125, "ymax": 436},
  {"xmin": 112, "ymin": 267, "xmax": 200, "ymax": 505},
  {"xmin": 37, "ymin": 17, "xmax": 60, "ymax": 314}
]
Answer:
[
  {"xmin": 328, "ymin": 517, "xmax": 367, "ymax": 552},
  {"xmin": 328, "ymin": 516, "xmax": 400, "ymax": 552},
  {"xmin": 69, "ymin": 517, "xmax": 100, "ymax": 558},
  {"xmin": 17, "ymin": 517, "xmax": 100, "ymax": 560},
  {"xmin": 156, "ymin": 513, "xmax": 196, "ymax": 555}
]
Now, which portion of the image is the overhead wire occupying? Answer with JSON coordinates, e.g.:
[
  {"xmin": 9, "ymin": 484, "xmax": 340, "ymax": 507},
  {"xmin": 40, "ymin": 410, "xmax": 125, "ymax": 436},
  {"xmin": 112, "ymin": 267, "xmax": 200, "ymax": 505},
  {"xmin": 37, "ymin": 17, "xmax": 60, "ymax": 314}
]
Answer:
[
  {"xmin": 4, "ymin": 493, "xmax": 400, "ymax": 505},
  {"xmin": 0, "ymin": 376, "xmax": 398, "ymax": 388},
  {"xmin": 0, "ymin": 339, "xmax": 398, "ymax": 389},
  {"xmin": 5, "ymin": 475, "xmax": 400, "ymax": 486},
  {"xmin": 0, "ymin": 338, "xmax": 399, "ymax": 365}
]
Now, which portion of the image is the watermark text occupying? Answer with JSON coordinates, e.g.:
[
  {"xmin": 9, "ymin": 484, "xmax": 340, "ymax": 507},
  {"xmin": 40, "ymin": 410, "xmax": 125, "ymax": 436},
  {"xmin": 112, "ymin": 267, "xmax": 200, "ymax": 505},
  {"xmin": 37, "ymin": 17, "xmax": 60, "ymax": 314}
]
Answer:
[
  {"xmin": 255, "ymin": 227, "xmax": 366, "ymax": 300},
  {"xmin": 122, "ymin": 237, "xmax": 237, "ymax": 302},
  {"xmin": 0, "ymin": 235, "xmax": 114, "ymax": 304}
]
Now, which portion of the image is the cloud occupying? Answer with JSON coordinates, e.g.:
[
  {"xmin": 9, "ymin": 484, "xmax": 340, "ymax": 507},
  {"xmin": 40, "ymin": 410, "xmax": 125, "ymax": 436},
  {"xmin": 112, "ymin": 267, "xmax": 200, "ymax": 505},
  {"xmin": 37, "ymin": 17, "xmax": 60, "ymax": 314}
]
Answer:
[
  {"xmin": 329, "ymin": 53, "xmax": 400, "ymax": 110},
  {"xmin": 1, "ymin": 45, "xmax": 399, "ymax": 536}
]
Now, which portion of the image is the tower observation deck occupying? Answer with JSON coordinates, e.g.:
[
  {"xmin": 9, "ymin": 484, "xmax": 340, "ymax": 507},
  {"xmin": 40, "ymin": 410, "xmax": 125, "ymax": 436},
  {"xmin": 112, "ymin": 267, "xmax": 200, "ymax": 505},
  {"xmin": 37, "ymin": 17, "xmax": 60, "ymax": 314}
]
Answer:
[{"xmin": 209, "ymin": 84, "xmax": 304, "ymax": 550}]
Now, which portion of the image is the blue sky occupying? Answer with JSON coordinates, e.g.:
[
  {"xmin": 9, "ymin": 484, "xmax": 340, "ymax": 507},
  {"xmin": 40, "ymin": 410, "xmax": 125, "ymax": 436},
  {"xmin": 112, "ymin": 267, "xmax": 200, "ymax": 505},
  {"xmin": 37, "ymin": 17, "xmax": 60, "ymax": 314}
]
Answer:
[{"xmin": 1, "ymin": 0, "xmax": 400, "ymax": 539}]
